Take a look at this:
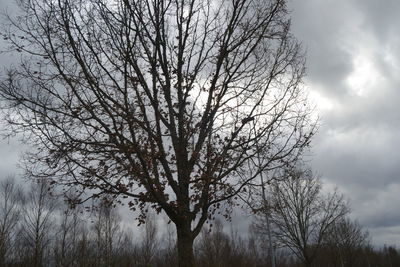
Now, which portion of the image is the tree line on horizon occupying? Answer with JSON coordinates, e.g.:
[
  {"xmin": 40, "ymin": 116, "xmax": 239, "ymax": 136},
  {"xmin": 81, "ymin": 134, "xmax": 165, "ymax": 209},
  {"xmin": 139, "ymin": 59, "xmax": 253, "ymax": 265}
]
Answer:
[{"xmin": 0, "ymin": 173, "xmax": 398, "ymax": 267}]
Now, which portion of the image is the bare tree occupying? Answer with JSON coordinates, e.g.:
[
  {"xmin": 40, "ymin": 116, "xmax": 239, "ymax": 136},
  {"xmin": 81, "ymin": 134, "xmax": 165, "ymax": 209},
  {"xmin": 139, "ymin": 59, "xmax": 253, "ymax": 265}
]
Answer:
[
  {"xmin": 91, "ymin": 201, "xmax": 124, "ymax": 267},
  {"xmin": 0, "ymin": 176, "xmax": 23, "ymax": 266},
  {"xmin": 197, "ymin": 219, "xmax": 231, "ymax": 267},
  {"xmin": 74, "ymin": 223, "xmax": 97, "ymax": 267},
  {"xmin": 139, "ymin": 213, "xmax": 159, "ymax": 266},
  {"xmin": 196, "ymin": 220, "xmax": 254, "ymax": 267},
  {"xmin": 0, "ymin": 0, "xmax": 315, "ymax": 265},
  {"xmin": 18, "ymin": 179, "xmax": 58, "ymax": 267},
  {"xmin": 254, "ymin": 168, "xmax": 349, "ymax": 267},
  {"xmin": 160, "ymin": 217, "xmax": 178, "ymax": 266},
  {"xmin": 53, "ymin": 202, "xmax": 85, "ymax": 267},
  {"xmin": 324, "ymin": 217, "xmax": 369, "ymax": 267}
]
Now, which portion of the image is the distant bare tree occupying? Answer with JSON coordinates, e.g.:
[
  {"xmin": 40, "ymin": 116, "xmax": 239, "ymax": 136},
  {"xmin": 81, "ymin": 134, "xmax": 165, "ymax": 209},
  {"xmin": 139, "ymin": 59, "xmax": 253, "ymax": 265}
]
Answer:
[
  {"xmin": 115, "ymin": 230, "xmax": 138, "ymax": 266},
  {"xmin": 160, "ymin": 217, "xmax": 178, "ymax": 267},
  {"xmin": 0, "ymin": 0, "xmax": 315, "ymax": 265},
  {"xmin": 324, "ymin": 217, "xmax": 369, "ymax": 267},
  {"xmin": 246, "ymin": 224, "xmax": 262, "ymax": 264},
  {"xmin": 0, "ymin": 176, "xmax": 23, "ymax": 266},
  {"xmin": 75, "ymin": 224, "xmax": 96, "ymax": 267},
  {"xmin": 197, "ymin": 219, "xmax": 231, "ymax": 267},
  {"xmin": 254, "ymin": 167, "xmax": 349, "ymax": 267},
  {"xmin": 53, "ymin": 202, "xmax": 85, "ymax": 267},
  {"xmin": 91, "ymin": 201, "xmax": 124, "ymax": 267},
  {"xmin": 139, "ymin": 213, "xmax": 159, "ymax": 266},
  {"xmin": 19, "ymin": 179, "xmax": 58, "ymax": 267}
]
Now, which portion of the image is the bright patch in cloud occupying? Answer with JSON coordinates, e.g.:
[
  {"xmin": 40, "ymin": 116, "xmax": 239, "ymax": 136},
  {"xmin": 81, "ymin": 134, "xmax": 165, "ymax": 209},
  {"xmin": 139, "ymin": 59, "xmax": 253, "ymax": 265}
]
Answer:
[
  {"xmin": 308, "ymin": 87, "xmax": 334, "ymax": 112},
  {"xmin": 346, "ymin": 53, "xmax": 383, "ymax": 96}
]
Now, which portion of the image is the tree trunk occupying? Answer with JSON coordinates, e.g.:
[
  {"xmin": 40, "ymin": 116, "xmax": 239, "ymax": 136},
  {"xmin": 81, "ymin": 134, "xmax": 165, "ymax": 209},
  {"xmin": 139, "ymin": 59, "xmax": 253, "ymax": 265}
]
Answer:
[{"xmin": 176, "ymin": 222, "xmax": 195, "ymax": 267}]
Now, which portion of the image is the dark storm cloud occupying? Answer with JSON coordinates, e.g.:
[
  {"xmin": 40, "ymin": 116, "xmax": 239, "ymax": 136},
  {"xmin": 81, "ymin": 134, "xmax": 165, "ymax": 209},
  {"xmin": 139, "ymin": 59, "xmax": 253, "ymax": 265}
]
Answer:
[{"xmin": 290, "ymin": 0, "xmax": 400, "ymax": 246}]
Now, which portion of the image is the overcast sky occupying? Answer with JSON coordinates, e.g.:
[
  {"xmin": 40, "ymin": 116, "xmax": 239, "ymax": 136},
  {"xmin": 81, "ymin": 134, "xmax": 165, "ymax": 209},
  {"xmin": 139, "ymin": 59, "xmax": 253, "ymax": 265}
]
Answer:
[
  {"xmin": 290, "ymin": 0, "xmax": 400, "ymax": 246},
  {"xmin": 1, "ymin": 0, "xmax": 400, "ymax": 246}
]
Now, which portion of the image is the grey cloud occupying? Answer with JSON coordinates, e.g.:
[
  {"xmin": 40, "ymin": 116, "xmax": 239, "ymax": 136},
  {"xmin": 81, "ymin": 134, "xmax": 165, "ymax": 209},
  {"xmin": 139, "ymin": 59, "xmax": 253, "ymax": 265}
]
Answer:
[
  {"xmin": 0, "ymin": 139, "xmax": 23, "ymax": 177},
  {"xmin": 369, "ymin": 226, "xmax": 400, "ymax": 247},
  {"xmin": 290, "ymin": 0, "xmax": 400, "ymax": 246},
  {"xmin": 354, "ymin": 0, "xmax": 400, "ymax": 42},
  {"xmin": 0, "ymin": 1, "xmax": 21, "ymax": 177},
  {"xmin": 0, "ymin": 0, "xmax": 20, "ymax": 71},
  {"xmin": 1, "ymin": 0, "xmax": 19, "ymax": 14},
  {"xmin": 353, "ymin": 183, "xmax": 400, "ymax": 228},
  {"xmin": 290, "ymin": 0, "xmax": 356, "ymax": 98}
]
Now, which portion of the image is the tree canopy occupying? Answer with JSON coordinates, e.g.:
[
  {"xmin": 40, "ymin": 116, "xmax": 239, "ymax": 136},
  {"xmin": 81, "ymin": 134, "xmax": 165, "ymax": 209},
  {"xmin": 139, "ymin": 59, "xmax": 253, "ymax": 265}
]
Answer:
[{"xmin": 0, "ymin": 0, "xmax": 314, "ymax": 265}]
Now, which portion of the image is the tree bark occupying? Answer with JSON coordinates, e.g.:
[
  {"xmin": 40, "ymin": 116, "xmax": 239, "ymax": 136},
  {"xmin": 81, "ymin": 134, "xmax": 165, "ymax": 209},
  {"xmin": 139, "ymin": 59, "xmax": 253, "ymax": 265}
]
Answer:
[{"xmin": 176, "ymin": 221, "xmax": 195, "ymax": 267}]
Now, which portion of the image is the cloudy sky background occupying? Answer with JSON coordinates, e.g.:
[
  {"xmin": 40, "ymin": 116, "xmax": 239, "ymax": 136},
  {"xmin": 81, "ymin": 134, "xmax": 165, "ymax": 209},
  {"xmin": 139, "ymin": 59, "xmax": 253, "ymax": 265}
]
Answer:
[
  {"xmin": 290, "ymin": 0, "xmax": 400, "ymax": 245},
  {"xmin": 1, "ymin": 0, "xmax": 400, "ymax": 246}
]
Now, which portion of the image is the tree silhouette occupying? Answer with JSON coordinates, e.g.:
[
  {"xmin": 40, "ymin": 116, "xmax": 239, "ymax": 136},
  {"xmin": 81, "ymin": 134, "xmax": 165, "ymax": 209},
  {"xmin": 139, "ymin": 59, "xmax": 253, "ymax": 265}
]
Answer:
[
  {"xmin": 0, "ymin": 177, "xmax": 23, "ymax": 265},
  {"xmin": 255, "ymin": 168, "xmax": 349, "ymax": 267},
  {"xmin": 0, "ymin": 0, "xmax": 314, "ymax": 265}
]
